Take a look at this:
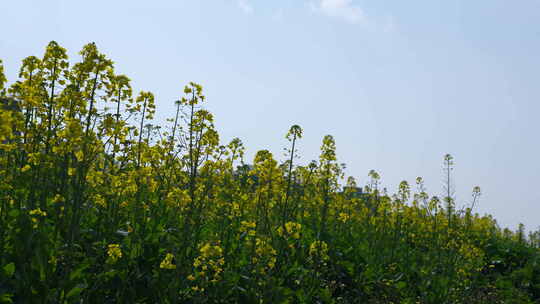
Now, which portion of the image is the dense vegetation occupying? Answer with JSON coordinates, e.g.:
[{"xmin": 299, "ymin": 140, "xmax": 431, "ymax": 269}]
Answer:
[{"xmin": 1, "ymin": 41, "xmax": 540, "ymax": 303}]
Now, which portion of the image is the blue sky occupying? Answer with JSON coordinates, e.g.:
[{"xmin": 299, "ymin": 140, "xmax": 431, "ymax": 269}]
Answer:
[{"xmin": 1, "ymin": 0, "xmax": 539, "ymax": 230}]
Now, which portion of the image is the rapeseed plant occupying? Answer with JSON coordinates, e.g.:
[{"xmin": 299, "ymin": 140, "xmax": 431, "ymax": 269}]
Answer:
[{"xmin": 1, "ymin": 41, "xmax": 539, "ymax": 303}]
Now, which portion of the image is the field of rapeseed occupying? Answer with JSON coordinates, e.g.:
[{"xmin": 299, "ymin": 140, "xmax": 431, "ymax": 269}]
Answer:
[{"xmin": 1, "ymin": 42, "xmax": 540, "ymax": 303}]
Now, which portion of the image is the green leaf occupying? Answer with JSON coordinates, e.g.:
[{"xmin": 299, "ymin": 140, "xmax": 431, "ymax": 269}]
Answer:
[
  {"xmin": 66, "ymin": 284, "xmax": 87, "ymax": 299},
  {"xmin": 69, "ymin": 263, "xmax": 89, "ymax": 281},
  {"xmin": 0, "ymin": 293, "xmax": 14, "ymax": 304},
  {"xmin": 396, "ymin": 281, "xmax": 407, "ymax": 290},
  {"xmin": 3, "ymin": 263, "xmax": 15, "ymax": 277}
]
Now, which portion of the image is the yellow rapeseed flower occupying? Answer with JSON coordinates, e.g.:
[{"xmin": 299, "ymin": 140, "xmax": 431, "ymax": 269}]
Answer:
[
  {"xmin": 107, "ymin": 244, "xmax": 122, "ymax": 263},
  {"xmin": 192, "ymin": 242, "xmax": 224, "ymax": 283},
  {"xmin": 278, "ymin": 221, "xmax": 302, "ymax": 239},
  {"xmin": 29, "ymin": 208, "xmax": 47, "ymax": 217},
  {"xmin": 338, "ymin": 212, "xmax": 350, "ymax": 223},
  {"xmin": 309, "ymin": 240, "xmax": 329, "ymax": 261},
  {"xmin": 160, "ymin": 253, "xmax": 176, "ymax": 269}
]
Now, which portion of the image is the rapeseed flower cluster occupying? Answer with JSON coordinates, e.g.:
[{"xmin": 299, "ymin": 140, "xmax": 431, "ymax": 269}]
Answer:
[
  {"xmin": 191, "ymin": 242, "xmax": 225, "ymax": 289},
  {"xmin": 107, "ymin": 244, "xmax": 122, "ymax": 263},
  {"xmin": 29, "ymin": 208, "xmax": 47, "ymax": 228},
  {"xmin": 309, "ymin": 240, "xmax": 329, "ymax": 261},
  {"xmin": 252, "ymin": 238, "xmax": 277, "ymax": 275},
  {"xmin": 29, "ymin": 208, "xmax": 47, "ymax": 217},
  {"xmin": 160, "ymin": 253, "xmax": 176, "ymax": 270},
  {"xmin": 277, "ymin": 221, "xmax": 302, "ymax": 240},
  {"xmin": 239, "ymin": 220, "xmax": 256, "ymax": 238},
  {"xmin": 338, "ymin": 212, "xmax": 350, "ymax": 223}
]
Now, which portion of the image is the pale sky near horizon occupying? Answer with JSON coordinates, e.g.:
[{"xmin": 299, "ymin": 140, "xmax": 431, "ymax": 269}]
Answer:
[{"xmin": 1, "ymin": 0, "xmax": 539, "ymax": 230}]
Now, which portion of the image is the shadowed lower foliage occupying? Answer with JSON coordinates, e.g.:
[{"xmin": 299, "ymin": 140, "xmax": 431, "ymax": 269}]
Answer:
[{"xmin": 0, "ymin": 42, "xmax": 540, "ymax": 304}]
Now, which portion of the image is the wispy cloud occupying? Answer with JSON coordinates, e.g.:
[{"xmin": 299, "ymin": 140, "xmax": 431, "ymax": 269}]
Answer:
[
  {"xmin": 236, "ymin": 0, "xmax": 253, "ymax": 14},
  {"xmin": 309, "ymin": 0, "xmax": 366, "ymax": 24}
]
